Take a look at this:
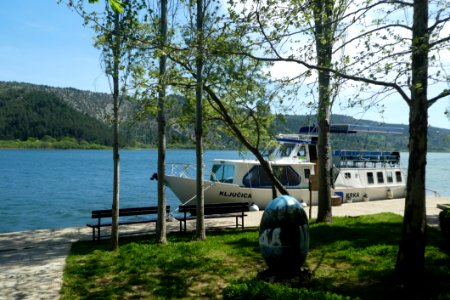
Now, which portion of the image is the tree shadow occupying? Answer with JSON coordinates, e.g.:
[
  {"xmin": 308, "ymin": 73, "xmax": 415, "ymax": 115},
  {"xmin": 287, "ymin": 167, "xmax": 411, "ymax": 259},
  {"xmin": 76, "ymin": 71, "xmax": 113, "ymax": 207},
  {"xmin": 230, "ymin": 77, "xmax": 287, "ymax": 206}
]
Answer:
[
  {"xmin": 66, "ymin": 228, "xmax": 261, "ymax": 298},
  {"xmin": 256, "ymin": 214, "xmax": 450, "ymax": 299},
  {"xmin": 64, "ymin": 216, "xmax": 450, "ymax": 299}
]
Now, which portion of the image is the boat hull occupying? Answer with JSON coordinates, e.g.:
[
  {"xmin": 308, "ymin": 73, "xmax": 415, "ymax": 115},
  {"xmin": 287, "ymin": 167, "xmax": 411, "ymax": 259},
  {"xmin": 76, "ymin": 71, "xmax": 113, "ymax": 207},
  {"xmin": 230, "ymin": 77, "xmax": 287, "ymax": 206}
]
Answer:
[{"xmin": 165, "ymin": 175, "xmax": 405, "ymax": 209}]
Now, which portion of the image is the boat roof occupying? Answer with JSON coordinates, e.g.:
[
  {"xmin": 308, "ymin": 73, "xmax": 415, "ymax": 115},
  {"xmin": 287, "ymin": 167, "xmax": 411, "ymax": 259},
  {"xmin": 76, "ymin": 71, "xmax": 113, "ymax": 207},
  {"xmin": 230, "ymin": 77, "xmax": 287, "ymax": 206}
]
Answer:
[
  {"xmin": 298, "ymin": 124, "xmax": 403, "ymax": 135},
  {"xmin": 212, "ymin": 158, "xmax": 315, "ymax": 166},
  {"xmin": 276, "ymin": 137, "xmax": 314, "ymax": 144}
]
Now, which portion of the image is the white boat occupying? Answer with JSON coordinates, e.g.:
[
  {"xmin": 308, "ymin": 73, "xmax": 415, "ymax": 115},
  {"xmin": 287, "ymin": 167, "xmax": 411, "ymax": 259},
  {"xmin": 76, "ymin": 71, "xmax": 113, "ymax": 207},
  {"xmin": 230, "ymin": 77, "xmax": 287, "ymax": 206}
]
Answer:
[{"xmin": 164, "ymin": 124, "xmax": 406, "ymax": 209}]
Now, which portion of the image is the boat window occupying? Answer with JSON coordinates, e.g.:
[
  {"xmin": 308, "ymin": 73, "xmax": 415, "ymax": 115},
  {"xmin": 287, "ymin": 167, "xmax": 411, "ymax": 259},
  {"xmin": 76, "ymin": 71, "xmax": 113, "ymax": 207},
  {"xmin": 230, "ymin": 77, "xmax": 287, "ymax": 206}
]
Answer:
[
  {"xmin": 367, "ymin": 172, "xmax": 374, "ymax": 184},
  {"xmin": 345, "ymin": 172, "xmax": 351, "ymax": 179},
  {"xmin": 377, "ymin": 172, "xmax": 384, "ymax": 183},
  {"xmin": 211, "ymin": 164, "xmax": 235, "ymax": 183},
  {"xmin": 395, "ymin": 171, "xmax": 402, "ymax": 182},
  {"xmin": 279, "ymin": 144, "xmax": 295, "ymax": 158},
  {"xmin": 243, "ymin": 165, "xmax": 301, "ymax": 187},
  {"xmin": 297, "ymin": 146, "xmax": 306, "ymax": 158},
  {"xmin": 386, "ymin": 171, "xmax": 393, "ymax": 183}
]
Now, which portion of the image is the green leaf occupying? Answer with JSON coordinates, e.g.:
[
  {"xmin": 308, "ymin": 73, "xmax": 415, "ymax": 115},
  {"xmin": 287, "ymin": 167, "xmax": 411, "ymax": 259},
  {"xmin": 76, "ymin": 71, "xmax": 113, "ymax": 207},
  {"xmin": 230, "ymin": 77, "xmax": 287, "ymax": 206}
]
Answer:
[{"xmin": 110, "ymin": 0, "xmax": 124, "ymax": 13}]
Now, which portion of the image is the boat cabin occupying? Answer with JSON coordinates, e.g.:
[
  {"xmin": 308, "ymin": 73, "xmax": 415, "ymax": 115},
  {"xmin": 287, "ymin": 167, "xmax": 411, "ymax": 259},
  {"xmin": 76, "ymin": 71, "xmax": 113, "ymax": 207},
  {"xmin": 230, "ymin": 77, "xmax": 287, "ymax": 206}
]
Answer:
[{"xmin": 210, "ymin": 157, "xmax": 314, "ymax": 189}]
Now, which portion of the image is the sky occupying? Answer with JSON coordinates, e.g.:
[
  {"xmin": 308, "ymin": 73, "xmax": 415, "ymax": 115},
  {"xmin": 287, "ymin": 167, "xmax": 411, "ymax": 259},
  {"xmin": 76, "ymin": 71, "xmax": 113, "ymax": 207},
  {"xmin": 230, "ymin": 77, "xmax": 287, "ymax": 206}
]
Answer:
[
  {"xmin": 1, "ymin": 1, "xmax": 449, "ymax": 130},
  {"xmin": 0, "ymin": 1, "xmax": 111, "ymax": 93}
]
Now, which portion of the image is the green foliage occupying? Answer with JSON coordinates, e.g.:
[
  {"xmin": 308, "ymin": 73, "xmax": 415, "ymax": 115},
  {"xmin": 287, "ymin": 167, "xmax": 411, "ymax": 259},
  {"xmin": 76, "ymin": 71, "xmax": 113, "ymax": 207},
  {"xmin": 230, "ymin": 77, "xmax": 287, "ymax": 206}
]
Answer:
[
  {"xmin": 223, "ymin": 279, "xmax": 354, "ymax": 300},
  {"xmin": 0, "ymin": 85, "xmax": 114, "ymax": 146},
  {"xmin": 0, "ymin": 137, "xmax": 108, "ymax": 149},
  {"xmin": 61, "ymin": 214, "xmax": 450, "ymax": 299},
  {"xmin": 109, "ymin": 0, "xmax": 124, "ymax": 13},
  {"xmin": 145, "ymin": 0, "xmax": 281, "ymax": 154}
]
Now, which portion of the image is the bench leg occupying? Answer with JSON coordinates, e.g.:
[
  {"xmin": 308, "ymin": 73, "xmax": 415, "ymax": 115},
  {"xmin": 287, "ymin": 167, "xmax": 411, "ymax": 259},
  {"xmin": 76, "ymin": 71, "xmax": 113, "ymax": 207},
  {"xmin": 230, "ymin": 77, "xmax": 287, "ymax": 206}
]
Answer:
[
  {"xmin": 178, "ymin": 219, "xmax": 188, "ymax": 233},
  {"xmin": 235, "ymin": 216, "xmax": 245, "ymax": 229},
  {"xmin": 92, "ymin": 227, "xmax": 95, "ymax": 241}
]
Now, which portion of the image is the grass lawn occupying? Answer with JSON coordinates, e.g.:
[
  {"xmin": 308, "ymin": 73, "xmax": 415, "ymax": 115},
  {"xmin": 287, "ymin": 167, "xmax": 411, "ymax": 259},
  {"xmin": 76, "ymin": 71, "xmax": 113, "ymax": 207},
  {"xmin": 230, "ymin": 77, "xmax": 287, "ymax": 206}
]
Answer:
[{"xmin": 61, "ymin": 213, "xmax": 450, "ymax": 299}]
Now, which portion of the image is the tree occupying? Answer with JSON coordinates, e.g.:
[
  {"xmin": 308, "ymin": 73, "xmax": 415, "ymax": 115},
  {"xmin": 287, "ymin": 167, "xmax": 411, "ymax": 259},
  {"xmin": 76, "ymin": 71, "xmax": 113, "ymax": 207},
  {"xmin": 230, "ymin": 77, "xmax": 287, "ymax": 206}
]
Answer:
[
  {"xmin": 394, "ymin": 0, "xmax": 445, "ymax": 283},
  {"xmin": 229, "ymin": 0, "xmax": 449, "ymax": 282},
  {"xmin": 195, "ymin": 0, "xmax": 206, "ymax": 240},
  {"xmin": 312, "ymin": 0, "xmax": 335, "ymax": 223},
  {"xmin": 167, "ymin": 3, "xmax": 290, "ymax": 196},
  {"xmin": 156, "ymin": 0, "xmax": 168, "ymax": 244},
  {"xmin": 110, "ymin": 8, "xmax": 121, "ymax": 250},
  {"xmin": 228, "ymin": 0, "xmax": 351, "ymax": 222},
  {"xmin": 318, "ymin": 0, "xmax": 450, "ymax": 282},
  {"xmin": 66, "ymin": 0, "xmax": 141, "ymax": 250}
]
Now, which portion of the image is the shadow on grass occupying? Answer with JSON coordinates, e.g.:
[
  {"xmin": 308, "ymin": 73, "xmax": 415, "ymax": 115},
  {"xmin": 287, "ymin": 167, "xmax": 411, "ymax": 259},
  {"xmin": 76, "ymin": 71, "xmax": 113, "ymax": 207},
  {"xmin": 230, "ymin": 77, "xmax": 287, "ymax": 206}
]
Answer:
[
  {"xmin": 63, "ymin": 215, "xmax": 450, "ymax": 299},
  {"xmin": 310, "ymin": 214, "xmax": 403, "ymax": 248},
  {"xmin": 301, "ymin": 214, "xmax": 450, "ymax": 299},
  {"xmin": 63, "ymin": 229, "xmax": 262, "ymax": 299}
]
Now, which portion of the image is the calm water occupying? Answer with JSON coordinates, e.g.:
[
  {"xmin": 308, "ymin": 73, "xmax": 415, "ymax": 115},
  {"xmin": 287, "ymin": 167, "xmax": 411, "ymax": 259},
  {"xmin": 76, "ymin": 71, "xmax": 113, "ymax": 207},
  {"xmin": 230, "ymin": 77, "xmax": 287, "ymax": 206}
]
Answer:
[
  {"xmin": 0, "ymin": 149, "xmax": 246, "ymax": 233},
  {"xmin": 0, "ymin": 149, "xmax": 449, "ymax": 233}
]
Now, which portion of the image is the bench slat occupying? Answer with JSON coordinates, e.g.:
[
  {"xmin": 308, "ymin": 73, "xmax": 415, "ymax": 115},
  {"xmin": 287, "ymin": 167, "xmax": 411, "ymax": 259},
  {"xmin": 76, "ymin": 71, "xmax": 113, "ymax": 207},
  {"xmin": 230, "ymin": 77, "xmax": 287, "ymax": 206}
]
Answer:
[
  {"xmin": 91, "ymin": 206, "xmax": 163, "ymax": 218},
  {"xmin": 176, "ymin": 202, "xmax": 248, "ymax": 232},
  {"xmin": 87, "ymin": 206, "xmax": 170, "ymax": 241}
]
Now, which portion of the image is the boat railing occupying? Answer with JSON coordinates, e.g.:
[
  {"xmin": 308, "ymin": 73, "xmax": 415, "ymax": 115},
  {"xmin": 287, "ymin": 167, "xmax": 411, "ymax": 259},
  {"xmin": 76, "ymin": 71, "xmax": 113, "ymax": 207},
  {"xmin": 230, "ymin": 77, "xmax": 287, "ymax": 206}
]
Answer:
[
  {"xmin": 167, "ymin": 163, "xmax": 197, "ymax": 178},
  {"xmin": 166, "ymin": 163, "xmax": 213, "ymax": 179},
  {"xmin": 333, "ymin": 150, "xmax": 400, "ymax": 168}
]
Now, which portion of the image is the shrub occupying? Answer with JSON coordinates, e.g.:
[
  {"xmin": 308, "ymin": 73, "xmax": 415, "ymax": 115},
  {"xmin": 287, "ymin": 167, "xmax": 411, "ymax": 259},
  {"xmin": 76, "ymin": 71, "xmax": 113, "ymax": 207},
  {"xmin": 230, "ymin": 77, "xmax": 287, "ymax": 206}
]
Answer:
[
  {"xmin": 439, "ymin": 209, "xmax": 450, "ymax": 239},
  {"xmin": 223, "ymin": 279, "xmax": 356, "ymax": 300},
  {"xmin": 41, "ymin": 135, "xmax": 56, "ymax": 143}
]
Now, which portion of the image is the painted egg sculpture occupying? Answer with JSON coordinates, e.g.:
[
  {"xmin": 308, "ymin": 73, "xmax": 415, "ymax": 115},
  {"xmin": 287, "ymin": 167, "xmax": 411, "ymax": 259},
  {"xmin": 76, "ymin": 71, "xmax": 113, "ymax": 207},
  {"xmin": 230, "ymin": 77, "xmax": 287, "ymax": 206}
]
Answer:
[{"xmin": 259, "ymin": 195, "xmax": 309, "ymax": 272}]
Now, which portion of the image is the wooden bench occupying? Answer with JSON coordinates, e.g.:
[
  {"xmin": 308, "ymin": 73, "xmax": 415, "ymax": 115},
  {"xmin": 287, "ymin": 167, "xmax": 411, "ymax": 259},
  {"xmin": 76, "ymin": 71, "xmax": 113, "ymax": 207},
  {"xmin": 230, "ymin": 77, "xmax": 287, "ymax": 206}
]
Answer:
[
  {"xmin": 176, "ymin": 202, "xmax": 248, "ymax": 232},
  {"xmin": 86, "ymin": 206, "xmax": 170, "ymax": 241}
]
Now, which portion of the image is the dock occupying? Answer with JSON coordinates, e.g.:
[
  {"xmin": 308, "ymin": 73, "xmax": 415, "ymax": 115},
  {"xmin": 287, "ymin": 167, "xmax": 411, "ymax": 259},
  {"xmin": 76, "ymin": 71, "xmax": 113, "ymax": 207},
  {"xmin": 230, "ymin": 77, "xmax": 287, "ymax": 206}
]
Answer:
[{"xmin": 0, "ymin": 195, "xmax": 449, "ymax": 299}]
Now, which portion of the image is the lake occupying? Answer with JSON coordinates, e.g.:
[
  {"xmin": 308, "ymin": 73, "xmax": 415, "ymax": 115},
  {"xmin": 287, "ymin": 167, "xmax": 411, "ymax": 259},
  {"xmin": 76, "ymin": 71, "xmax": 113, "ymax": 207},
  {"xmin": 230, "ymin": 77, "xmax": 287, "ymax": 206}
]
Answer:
[{"xmin": 0, "ymin": 149, "xmax": 449, "ymax": 233}]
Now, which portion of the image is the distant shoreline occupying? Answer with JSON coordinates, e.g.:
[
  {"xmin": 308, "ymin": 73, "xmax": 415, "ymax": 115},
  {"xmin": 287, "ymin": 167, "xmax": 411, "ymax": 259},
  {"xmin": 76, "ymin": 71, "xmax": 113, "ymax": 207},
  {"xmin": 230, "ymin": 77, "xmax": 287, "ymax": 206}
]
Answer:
[
  {"xmin": 2, "ymin": 140, "xmax": 449, "ymax": 153},
  {"xmin": 0, "ymin": 138, "xmax": 109, "ymax": 150},
  {"xmin": 0, "ymin": 138, "xmax": 232, "ymax": 150}
]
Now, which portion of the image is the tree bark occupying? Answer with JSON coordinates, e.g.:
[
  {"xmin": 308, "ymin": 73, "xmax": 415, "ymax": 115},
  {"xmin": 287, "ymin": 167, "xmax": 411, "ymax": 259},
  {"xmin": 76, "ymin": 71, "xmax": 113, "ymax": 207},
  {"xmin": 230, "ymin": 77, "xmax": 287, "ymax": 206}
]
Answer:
[
  {"xmin": 314, "ymin": 0, "xmax": 333, "ymax": 223},
  {"xmin": 111, "ymin": 9, "xmax": 121, "ymax": 251},
  {"xmin": 195, "ymin": 0, "xmax": 206, "ymax": 240},
  {"xmin": 395, "ymin": 0, "xmax": 428, "ymax": 283},
  {"xmin": 156, "ymin": 0, "xmax": 168, "ymax": 244}
]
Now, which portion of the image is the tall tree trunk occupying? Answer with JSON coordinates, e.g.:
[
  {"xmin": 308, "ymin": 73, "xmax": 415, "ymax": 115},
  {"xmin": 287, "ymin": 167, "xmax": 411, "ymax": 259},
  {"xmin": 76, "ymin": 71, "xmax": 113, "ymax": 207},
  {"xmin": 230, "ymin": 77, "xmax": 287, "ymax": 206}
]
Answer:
[
  {"xmin": 395, "ymin": 0, "xmax": 428, "ymax": 283},
  {"xmin": 314, "ymin": 0, "xmax": 333, "ymax": 223},
  {"xmin": 156, "ymin": 0, "xmax": 168, "ymax": 244},
  {"xmin": 195, "ymin": 0, "xmax": 206, "ymax": 240},
  {"xmin": 111, "ymin": 9, "xmax": 121, "ymax": 251}
]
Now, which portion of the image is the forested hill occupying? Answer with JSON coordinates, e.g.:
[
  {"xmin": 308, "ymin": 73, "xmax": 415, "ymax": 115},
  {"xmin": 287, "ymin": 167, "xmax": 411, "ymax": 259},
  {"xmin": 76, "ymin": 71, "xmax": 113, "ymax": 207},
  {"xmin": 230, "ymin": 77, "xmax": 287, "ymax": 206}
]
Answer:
[
  {"xmin": 0, "ymin": 81, "xmax": 449, "ymax": 151},
  {"xmin": 0, "ymin": 81, "xmax": 116, "ymax": 121},
  {"xmin": 0, "ymin": 82, "xmax": 113, "ymax": 145}
]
